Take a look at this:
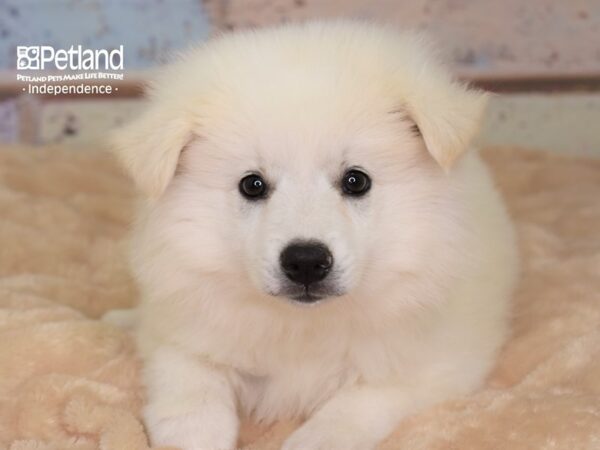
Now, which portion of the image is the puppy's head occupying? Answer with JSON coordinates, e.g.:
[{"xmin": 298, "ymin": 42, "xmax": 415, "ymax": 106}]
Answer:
[{"xmin": 114, "ymin": 22, "xmax": 487, "ymax": 307}]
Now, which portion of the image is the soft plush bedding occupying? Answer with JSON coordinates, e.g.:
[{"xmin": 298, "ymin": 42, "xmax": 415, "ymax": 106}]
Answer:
[{"xmin": 0, "ymin": 145, "xmax": 599, "ymax": 450}]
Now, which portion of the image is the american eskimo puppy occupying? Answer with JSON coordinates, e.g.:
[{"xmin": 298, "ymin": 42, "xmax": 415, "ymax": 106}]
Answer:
[{"xmin": 108, "ymin": 21, "xmax": 518, "ymax": 450}]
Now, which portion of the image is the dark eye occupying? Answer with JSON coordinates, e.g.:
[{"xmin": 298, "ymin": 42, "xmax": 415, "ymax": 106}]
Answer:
[
  {"xmin": 239, "ymin": 174, "xmax": 268, "ymax": 199},
  {"xmin": 341, "ymin": 169, "xmax": 371, "ymax": 196}
]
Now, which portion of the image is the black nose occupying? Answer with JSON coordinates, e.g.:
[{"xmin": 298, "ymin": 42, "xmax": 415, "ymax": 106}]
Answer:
[{"xmin": 280, "ymin": 241, "xmax": 333, "ymax": 286}]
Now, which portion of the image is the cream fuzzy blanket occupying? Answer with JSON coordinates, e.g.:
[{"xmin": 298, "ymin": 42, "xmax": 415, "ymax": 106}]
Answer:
[{"xmin": 1, "ymin": 146, "xmax": 599, "ymax": 450}]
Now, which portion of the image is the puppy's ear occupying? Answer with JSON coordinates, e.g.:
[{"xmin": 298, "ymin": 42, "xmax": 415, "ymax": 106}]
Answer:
[
  {"xmin": 111, "ymin": 106, "xmax": 192, "ymax": 198},
  {"xmin": 405, "ymin": 78, "xmax": 488, "ymax": 171}
]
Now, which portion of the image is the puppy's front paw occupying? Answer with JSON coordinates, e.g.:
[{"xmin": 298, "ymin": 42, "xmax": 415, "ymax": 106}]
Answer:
[
  {"xmin": 282, "ymin": 417, "xmax": 379, "ymax": 450},
  {"xmin": 146, "ymin": 408, "xmax": 238, "ymax": 450}
]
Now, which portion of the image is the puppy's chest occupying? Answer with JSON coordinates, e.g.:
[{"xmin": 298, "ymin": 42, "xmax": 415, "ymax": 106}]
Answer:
[
  {"xmin": 228, "ymin": 331, "xmax": 417, "ymax": 421},
  {"xmin": 232, "ymin": 354, "xmax": 356, "ymax": 422}
]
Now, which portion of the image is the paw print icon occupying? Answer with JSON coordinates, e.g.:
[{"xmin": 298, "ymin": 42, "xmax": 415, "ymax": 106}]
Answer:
[{"xmin": 17, "ymin": 46, "xmax": 40, "ymax": 70}]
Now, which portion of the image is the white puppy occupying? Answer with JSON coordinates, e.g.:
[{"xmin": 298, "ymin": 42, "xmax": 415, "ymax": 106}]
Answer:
[{"xmin": 108, "ymin": 21, "xmax": 518, "ymax": 450}]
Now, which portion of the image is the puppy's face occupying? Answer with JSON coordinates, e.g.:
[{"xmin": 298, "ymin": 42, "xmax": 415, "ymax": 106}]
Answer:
[
  {"xmin": 180, "ymin": 102, "xmax": 425, "ymax": 304},
  {"xmin": 144, "ymin": 98, "xmax": 443, "ymax": 307},
  {"xmin": 115, "ymin": 24, "xmax": 487, "ymax": 308},
  {"xmin": 224, "ymin": 139, "xmax": 374, "ymax": 304}
]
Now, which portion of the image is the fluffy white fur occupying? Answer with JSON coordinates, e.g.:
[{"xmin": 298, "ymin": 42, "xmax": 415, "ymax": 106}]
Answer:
[{"xmin": 107, "ymin": 21, "xmax": 518, "ymax": 450}]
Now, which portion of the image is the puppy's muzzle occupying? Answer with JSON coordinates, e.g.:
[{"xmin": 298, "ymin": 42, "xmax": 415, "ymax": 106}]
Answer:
[{"xmin": 280, "ymin": 241, "xmax": 333, "ymax": 288}]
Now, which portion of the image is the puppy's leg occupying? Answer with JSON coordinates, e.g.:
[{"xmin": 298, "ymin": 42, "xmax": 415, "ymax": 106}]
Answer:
[
  {"xmin": 282, "ymin": 382, "xmax": 452, "ymax": 450},
  {"xmin": 143, "ymin": 346, "xmax": 239, "ymax": 450}
]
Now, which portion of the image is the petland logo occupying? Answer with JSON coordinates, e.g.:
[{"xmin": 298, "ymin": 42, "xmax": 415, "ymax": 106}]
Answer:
[
  {"xmin": 15, "ymin": 45, "xmax": 124, "ymax": 95},
  {"xmin": 17, "ymin": 45, "xmax": 123, "ymax": 71}
]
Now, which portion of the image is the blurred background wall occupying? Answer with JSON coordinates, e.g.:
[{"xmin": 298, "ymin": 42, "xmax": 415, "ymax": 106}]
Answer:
[{"xmin": 0, "ymin": 0, "xmax": 599, "ymax": 155}]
